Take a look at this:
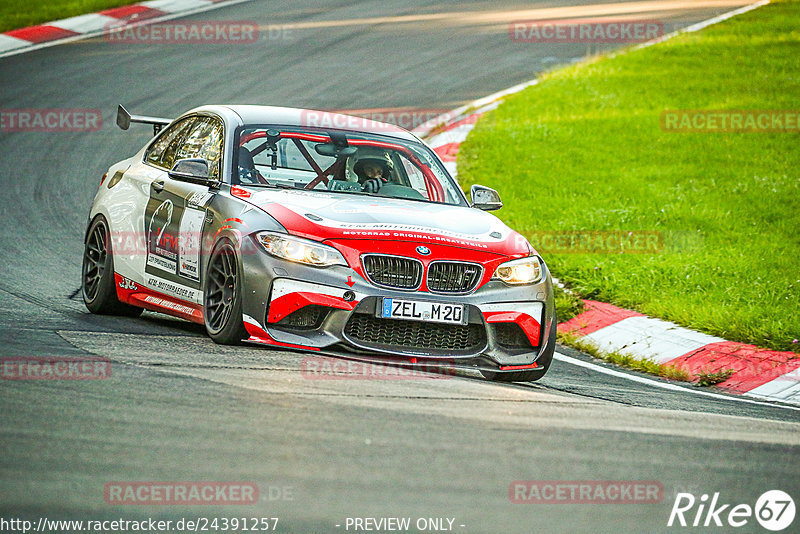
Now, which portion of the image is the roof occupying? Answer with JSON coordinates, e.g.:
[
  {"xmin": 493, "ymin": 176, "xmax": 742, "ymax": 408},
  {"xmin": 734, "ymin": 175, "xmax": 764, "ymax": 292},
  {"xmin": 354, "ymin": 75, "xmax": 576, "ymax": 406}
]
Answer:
[{"xmin": 213, "ymin": 104, "xmax": 420, "ymax": 142}]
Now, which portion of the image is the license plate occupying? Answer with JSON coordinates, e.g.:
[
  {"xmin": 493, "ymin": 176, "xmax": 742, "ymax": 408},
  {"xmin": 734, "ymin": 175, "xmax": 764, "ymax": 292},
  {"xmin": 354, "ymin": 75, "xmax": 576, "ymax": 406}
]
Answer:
[{"xmin": 377, "ymin": 298, "xmax": 467, "ymax": 325}]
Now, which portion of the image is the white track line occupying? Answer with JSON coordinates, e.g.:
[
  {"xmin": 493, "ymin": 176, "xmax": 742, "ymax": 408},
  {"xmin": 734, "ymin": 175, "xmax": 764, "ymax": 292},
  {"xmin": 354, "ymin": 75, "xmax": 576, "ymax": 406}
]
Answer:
[
  {"xmin": 417, "ymin": 1, "xmax": 770, "ymax": 139},
  {"xmin": 419, "ymin": 0, "xmax": 793, "ymax": 409},
  {"xmin": 631, "ymin": 0, "xmax": 770, "ymax": 51},
  {"xmin": 0, "ymin": 0, "xmax": 256, "ymax": 59},
  {"xmin": 554, "ymin": 352, "xmax": 800, "ymax": 412}
]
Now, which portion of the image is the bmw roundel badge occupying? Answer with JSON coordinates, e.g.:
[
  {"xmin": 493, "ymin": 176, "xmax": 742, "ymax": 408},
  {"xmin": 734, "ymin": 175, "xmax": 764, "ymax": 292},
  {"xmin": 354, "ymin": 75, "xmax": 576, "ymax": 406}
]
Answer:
[{"xmin": 416, "ymin": 246, "xmax": 431, "ymax": 256}]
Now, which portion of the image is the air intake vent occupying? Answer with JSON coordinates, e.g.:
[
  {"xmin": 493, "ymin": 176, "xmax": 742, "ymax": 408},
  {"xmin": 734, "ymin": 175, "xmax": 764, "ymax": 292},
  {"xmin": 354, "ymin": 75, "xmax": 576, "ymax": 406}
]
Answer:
[
  {"xmin": 344, "ymin": 313, "xmax": 486, "ymax": 353},
  {"xmin": 493, "ymin": 322, "xmax": 535, "ymax": 349},
  {"xmin": 362, "ymin": 255, "xmax": 423, "ymax": 290},
  {"xmin": 275, "ymin": 305, "xmax": 328, "ymax": 330},
  {"xmin": 427, "ymin": 261, "xmax": 483, "ymax": 293}
]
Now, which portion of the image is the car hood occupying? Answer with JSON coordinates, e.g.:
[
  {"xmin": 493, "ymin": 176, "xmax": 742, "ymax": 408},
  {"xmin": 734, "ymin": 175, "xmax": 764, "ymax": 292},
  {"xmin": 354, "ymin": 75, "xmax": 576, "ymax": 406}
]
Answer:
[{"xmin": 245, "ymin": 189, "xmax": 531, "ymax": 257}]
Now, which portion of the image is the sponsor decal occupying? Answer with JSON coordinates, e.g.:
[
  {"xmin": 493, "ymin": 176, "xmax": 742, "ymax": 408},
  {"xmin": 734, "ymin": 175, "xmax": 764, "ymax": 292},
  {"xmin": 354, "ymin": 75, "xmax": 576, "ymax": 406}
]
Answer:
[
  {"xmin": 341, "ymin": 229, "xmax": 489, "ymax": 249},
  {"xmin": 143, "ymin": 295, "xmax": 196, "ymax": 315},
  {"xmin": 118, "ymin": 277, "xmax": 137, "ymax": 291},
  {"xmin": 146, "ymin": 199, "xmax": 176, "ymax": 272},
  {"xmin": 178, "ymin": 208, "xmax": 205, "ymax": 281},
  {"xmin": 146, "ymin": 253, "xmax": 176, "ymax": 273},
  {"xmin": 144, "ymin": 187, "xmax": 215, "ymax": 286},
  {"xmin": 146, "ymin": 277, "xmax": 197, "ymax": 302}
]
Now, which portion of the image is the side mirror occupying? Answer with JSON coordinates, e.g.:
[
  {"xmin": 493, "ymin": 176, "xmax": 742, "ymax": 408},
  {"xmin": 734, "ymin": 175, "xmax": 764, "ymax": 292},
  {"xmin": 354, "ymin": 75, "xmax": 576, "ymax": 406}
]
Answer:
[
  {"xmin": 169, "ymin": 158, "xmax": 214, "ymax": 184},
  {"xmin": 470, "ymin": 184, "xmax": 502, "ymax": 211}
]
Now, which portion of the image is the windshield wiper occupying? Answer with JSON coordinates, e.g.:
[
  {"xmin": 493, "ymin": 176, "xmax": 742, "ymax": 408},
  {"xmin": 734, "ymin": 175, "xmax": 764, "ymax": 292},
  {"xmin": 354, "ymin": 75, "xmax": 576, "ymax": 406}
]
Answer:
[{"xmin": 245, "ymin": 182, "xmax": 300, "ymax": 190}]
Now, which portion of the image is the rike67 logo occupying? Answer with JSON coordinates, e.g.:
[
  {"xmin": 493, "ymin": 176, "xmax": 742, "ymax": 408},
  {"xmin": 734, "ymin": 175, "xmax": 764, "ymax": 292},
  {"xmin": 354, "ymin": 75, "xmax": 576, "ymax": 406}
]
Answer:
[{"xmin": 668, "ymin": 490, "xmax": 795, "ymax": 531}]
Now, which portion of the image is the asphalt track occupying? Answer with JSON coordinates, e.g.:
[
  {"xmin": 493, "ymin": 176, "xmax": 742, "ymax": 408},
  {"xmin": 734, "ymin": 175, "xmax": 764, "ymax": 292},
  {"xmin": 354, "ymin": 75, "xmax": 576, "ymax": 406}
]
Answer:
[{"xmin": 1, "ymin": 1, "xmax": 798, "ymax": 532}]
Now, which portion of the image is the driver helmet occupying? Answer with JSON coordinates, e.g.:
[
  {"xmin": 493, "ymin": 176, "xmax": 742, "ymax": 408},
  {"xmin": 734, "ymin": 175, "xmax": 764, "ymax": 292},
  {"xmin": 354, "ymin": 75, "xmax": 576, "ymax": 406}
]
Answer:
[{"xmin": 352, "ymin": 151, "xmax": 393, "ymax": 183}]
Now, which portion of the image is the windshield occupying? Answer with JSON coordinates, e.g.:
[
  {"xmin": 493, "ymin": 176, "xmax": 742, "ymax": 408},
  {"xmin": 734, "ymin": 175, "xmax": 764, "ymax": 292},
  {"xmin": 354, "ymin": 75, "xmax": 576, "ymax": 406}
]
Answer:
[{"xmin": 233, "ymin": 126, "xmax": 466, "ymax": 206}]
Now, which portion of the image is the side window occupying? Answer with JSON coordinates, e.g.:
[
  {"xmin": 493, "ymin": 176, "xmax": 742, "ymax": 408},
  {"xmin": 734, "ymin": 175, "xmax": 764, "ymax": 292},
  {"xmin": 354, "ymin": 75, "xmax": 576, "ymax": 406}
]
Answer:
[
  {"xmin": 145, "ymin": 118, "xmax": 195, "ymax": 170},
  {"xmin": 176, "ymin": 117, "xmax": 224, "ymax": 179},
  {"xmin": 271, "ymin": 138, "xmax": 316, "ymax": 171}
]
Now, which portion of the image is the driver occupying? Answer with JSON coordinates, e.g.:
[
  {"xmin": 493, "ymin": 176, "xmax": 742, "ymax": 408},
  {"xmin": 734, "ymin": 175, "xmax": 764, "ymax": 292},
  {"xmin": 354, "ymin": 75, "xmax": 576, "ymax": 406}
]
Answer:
[{"xmin": 353, "ymin": 154, "xmax": 393, "ymax": 193}]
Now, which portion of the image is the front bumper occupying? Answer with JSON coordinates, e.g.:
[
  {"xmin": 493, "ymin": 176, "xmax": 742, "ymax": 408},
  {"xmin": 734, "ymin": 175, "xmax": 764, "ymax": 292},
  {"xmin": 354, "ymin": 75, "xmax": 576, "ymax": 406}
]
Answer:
[{"xmin": 239, "ymin": 247, "xmax": 556, "ymax": 374}]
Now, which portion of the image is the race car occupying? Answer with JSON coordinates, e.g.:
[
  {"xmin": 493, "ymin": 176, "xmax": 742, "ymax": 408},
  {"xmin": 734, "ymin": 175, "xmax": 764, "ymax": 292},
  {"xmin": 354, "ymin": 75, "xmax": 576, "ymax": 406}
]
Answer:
[{"xmin": 82, "ymin": 104, "xmax": 556, "ymax": 381}]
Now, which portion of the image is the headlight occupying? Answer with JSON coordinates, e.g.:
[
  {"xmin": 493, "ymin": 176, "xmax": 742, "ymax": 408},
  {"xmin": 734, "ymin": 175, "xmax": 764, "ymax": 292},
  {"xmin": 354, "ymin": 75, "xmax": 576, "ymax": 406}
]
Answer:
[
  {"xmin": 256, "ymin": 232, "xmax": 348, "ymax": 268},
  {"xmin": 493, "ymin": 256, "xmax": 543, "ymax": 285}
]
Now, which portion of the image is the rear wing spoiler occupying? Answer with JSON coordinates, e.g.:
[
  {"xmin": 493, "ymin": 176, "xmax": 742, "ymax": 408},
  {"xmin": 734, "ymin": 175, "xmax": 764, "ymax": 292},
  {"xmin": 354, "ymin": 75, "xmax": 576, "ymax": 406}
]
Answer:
[{"xmin": 116, "ymin": 104, "xmax": 172, "ymax": 136}]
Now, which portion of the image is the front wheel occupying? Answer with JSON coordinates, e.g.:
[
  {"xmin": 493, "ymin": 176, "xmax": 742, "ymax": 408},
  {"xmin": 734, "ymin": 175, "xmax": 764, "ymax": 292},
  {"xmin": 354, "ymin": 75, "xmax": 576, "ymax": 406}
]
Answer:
[
  {"xmin": 82, "ymin": 216, "xmax": 143, "ymax": 317},
  {"xmin": 203, "ymin": 240, "xmax": 247, "ymax": 344}
]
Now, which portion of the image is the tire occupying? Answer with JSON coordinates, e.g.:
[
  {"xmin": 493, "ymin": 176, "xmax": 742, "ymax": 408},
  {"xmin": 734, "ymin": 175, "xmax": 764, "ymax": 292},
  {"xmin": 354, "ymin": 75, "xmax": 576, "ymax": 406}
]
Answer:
[
  {"xmin": 203, "ymin": 239, "xmax": 247, "ymax": 344},
  {"xmin": 82, "ymin": 216, "xmax": 143, "ymax": 317},
  {"xmin": 482, "ymin": 314, "xmax": 557, "ymax": 383}
]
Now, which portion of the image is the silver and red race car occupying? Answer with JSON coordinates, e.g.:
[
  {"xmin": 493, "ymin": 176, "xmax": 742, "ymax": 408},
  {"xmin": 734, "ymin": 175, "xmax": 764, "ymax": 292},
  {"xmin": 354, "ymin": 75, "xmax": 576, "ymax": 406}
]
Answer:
[{"xmin": 82, "ymin": 104, "xmax": 556, "ymax": 381}]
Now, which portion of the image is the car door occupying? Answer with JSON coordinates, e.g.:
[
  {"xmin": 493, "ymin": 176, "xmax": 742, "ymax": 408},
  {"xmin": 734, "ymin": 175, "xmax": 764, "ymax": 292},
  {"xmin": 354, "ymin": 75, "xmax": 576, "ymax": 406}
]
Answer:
[{"xmin": 142, "ymin": 115, "xmax": 224, "ymax": 305}]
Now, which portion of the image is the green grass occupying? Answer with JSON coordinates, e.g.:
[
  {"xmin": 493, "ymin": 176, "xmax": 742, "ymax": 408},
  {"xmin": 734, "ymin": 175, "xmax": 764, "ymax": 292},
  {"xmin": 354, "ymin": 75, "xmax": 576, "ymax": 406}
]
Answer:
[
  {"xmin": 695, "ymin": 368, "xmax": 735, "ymax": 387},
  {"xmin": 0, "ymin": 0, "xmax": 140, "ymax": 33},
  {"xmin": 554, "ymin": 284, "xmax": 584, "ymax": 322},
  {"xmin": 557, "ymin": 331, "xmax": 691, "ymax": 382},
  {"xmin": 459, "ymin": 0, "xmax": 800, "ymax": 353}
]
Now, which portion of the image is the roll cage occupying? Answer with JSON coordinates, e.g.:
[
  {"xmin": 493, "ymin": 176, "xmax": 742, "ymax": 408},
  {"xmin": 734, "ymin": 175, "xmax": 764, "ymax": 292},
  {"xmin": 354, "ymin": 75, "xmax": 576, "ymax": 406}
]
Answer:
[{"xmin": 237, "ymin": 128, "xmax": 452, "ymax": 204}]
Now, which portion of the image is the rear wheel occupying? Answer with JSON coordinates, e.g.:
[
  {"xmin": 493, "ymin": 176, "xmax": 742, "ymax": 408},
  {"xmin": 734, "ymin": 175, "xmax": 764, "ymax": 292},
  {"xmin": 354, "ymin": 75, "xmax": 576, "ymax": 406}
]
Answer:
[
  {"xmin": 482, "ymin": 314, "xmax": 557, "ymax": 382},
  {"xmin": 82, "ymin": 216, "xmax": 143, "ymax": 317},
  {"xmin": 203, "ymin": 240, "xmax": 247, "ymax": 344}
]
